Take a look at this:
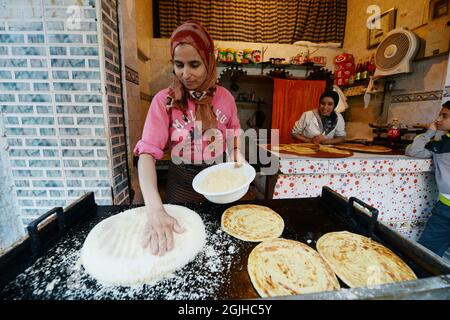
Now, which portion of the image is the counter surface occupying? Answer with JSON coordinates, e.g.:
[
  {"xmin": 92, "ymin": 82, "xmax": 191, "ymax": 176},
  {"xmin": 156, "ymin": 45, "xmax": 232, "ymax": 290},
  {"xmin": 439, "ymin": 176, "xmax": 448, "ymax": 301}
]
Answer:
[{"xmin": 260, "ymin": 146, "xmax": 437, "ymax": 241}]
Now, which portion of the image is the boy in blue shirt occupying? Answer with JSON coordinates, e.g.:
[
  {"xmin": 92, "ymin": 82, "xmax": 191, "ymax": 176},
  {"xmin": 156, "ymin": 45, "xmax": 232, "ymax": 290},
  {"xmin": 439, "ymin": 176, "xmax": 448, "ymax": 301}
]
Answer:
[{"xmin": 405, "ymin": 101, "xmax": 450, "ymax": 256}]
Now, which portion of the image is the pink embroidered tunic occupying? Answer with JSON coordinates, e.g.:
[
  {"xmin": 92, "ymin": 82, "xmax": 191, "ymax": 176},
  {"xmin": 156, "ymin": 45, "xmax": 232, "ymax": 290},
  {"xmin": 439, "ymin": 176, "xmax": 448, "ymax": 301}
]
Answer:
[{"xmin": 134, "ymin": 86, "xmax": 241, "ymax": 162}]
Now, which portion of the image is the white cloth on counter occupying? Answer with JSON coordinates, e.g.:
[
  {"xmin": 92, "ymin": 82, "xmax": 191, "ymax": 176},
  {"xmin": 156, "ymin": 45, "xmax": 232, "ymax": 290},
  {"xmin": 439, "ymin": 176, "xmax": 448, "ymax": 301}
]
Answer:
[
  {"xmin": 333, "ymin": 85, "xmax": 349, "ymax": 113},
  {"xmin": 292, "ymin": 110, "xmax": 346, "ymax": 139},
  {"xmin": 363, "ymin": 76, "xmax": 384, "ymax": 108},
  {"xmin": 363, "ymin": 77, "xmax": 375, "ymax": 108}
]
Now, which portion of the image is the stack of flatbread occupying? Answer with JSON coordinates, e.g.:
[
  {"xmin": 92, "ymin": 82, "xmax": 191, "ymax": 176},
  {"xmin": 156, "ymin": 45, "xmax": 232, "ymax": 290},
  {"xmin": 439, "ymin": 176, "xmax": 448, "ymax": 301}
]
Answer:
[
  {"xmin": 221, "ymin": 205, "xmax": 417, "ymax": 297},
  {"xmin": 222, "ymin": 205, "xmax": 341, "ymax": 297}
]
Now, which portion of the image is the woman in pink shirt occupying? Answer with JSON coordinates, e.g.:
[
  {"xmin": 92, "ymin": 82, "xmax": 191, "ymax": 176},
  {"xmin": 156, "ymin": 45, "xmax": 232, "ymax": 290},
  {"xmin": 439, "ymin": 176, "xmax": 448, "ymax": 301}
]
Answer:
[{"xmin": 134, "ymin": 21, "xmax": 243, "ymax": 256}]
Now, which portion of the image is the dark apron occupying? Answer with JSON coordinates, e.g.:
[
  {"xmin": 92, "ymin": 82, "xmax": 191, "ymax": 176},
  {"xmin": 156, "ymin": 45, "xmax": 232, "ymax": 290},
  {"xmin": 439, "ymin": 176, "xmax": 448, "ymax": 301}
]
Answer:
[
  {"xmin": 164, "ymin": 100, "xmax": 229, "ymax": 203},
  {"xmin": 164, "ymin": 153, "xmax": 227, "ymax": 204}
]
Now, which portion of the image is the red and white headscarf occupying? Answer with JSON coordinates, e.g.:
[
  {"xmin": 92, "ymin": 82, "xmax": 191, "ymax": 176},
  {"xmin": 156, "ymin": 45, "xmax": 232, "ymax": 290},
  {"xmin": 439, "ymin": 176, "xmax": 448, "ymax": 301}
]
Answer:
[{"xmin": 169, "ymin": 20, "xmax": 218, "ymax": 130}]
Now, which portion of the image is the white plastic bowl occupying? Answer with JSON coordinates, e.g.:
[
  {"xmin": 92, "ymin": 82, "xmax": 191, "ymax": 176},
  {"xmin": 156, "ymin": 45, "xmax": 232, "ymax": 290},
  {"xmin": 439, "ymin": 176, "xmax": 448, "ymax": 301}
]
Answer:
[{"xmin": 192, "ymin": 162, "xmax": 256, "ymax": 204}]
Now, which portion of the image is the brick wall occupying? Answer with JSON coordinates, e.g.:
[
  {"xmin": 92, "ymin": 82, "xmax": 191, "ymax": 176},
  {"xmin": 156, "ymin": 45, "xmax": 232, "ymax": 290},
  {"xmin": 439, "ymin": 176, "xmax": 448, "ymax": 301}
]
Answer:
[
  {"xmin": 101, "ymin": 0, "xmax": 129, "ymax": 205},
  {"xmin": 0, "ymin": 0, "xmax": 129, "ymax": 246}
]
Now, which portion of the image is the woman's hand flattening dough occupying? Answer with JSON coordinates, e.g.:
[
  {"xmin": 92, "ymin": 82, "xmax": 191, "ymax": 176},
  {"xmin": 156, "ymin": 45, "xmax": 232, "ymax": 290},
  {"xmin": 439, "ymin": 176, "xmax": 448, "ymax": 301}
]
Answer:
[{"xmin": 142, "ymin": 206, "xmax": 185, "ymax": 256}]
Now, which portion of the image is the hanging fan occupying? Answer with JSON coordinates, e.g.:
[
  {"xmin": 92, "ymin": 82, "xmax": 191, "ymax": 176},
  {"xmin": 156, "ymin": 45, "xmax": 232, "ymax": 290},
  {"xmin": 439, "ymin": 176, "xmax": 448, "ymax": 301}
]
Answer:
[{"xmin": 374, "ymin": 27, "xmax": 419, "ymax": 77}]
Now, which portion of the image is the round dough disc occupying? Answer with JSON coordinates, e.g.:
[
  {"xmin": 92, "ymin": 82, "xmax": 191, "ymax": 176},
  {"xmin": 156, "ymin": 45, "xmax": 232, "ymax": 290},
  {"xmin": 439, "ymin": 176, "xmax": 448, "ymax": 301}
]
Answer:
[
  {"xmin": 221, "ymin": 204, "xmax": 284, "ymax": 242},
  {"xmin": 80, "ymin": 204, "xmax": 206, "ymax": 286},
  {"xmin": 316, "ymin": 231, "xmax": 417, "ymax": 288},
  {"xmin": 247, "ymin": 238, "xmax": 340, "ymax": 297}
]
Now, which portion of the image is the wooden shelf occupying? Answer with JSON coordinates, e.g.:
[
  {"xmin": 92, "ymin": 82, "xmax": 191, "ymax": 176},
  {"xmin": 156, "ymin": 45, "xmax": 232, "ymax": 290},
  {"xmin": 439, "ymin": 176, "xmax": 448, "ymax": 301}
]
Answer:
[
  {"xmin": 217, "ymin": 61, "xmax": 324, "ymax": 79},
  {"xmin": 217, "ymin": 62, "xmax": 262, "ymax": 67},
  {"xmin": 342, "ymin": 83, "xmax": 369, "ymax": 97},
  {"xmin": 339, "ymin": 79, "xmax": 371, "ymax": 89},
  {"xmin": 217, "ymin": 61, "xmax": 322, "ymax": 69}
]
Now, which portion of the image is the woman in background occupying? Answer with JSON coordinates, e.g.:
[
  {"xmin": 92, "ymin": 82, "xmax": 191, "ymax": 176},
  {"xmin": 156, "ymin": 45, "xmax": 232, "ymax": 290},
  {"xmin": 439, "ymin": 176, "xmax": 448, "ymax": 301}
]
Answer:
[{"xmin": 291, "ymin": 90, "xmax": 346, "ymax": 144}]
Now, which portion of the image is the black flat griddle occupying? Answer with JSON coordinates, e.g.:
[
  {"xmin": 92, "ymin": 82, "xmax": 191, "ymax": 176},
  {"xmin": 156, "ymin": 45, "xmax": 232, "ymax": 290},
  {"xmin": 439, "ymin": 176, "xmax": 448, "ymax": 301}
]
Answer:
[{"xmin": 1, "ymin": 187, "xmax": 450, "ymax": 299}]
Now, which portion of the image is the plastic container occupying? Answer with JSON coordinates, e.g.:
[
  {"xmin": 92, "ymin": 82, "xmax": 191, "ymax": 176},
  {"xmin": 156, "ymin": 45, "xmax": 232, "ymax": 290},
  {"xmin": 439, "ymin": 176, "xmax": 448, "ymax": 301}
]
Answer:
[
  {"xmin": 235, "ymin": 49, "xmax": 243, "ymax": 63},
  {"xmin": 243, "ymin": 49, "xmax": 253, "ymax": 63},
  {"xmin": 192, "ymin": 162, "xmax": 256, "ymax": 204},
  {"xmin": 252, "ymin": 50, "xmax": 261, "ymax": 63},
  {"xmin": 218, "ymin": 48, "xmax": 227, "ymax": 62}
]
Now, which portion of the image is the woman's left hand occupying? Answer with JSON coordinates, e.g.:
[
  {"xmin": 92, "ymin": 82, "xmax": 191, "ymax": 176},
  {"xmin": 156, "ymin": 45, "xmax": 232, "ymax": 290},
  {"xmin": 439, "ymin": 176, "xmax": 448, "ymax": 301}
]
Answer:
[{"xmin": 229, "ymin": 149, "xmax": 246, "ymax": 167}]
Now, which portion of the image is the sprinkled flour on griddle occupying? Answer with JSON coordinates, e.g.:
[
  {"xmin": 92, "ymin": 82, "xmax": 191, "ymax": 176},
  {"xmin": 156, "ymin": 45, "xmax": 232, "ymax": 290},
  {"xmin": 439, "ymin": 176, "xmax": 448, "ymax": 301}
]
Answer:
[{"xmin": 0, "ymin": 207, "xmax": 246, "ymax": 300}]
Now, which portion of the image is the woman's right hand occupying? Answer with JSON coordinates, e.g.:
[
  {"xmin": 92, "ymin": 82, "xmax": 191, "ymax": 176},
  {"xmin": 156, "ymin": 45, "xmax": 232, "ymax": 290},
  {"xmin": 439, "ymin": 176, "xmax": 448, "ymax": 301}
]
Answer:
[
  {"xmin": 142, "ymin": 206, "xmax": 185, "ymax": 256},
  {"xmin": 312, "ymin": 134, "xmax": 326, "ymax": 144}
]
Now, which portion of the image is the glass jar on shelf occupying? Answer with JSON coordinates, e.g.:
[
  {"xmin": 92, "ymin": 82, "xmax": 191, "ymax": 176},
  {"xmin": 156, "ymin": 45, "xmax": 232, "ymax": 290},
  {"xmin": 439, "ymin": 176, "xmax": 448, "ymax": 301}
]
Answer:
[
  {"xmin": 218, "ymin": 48, "xmax": 227, "ymax": 62},
  {"xmin": 243, "ymin": 49, "xmax": 252, "ymax": 64},
  {"xmin": 251, "ymin": 50, "xmax": 261, "ymax": 63},
  {"xmin": 235, "ymin": 49, "xmax": 243, "ymax": 63},
  {"xmin": 226, "ymin": 48, "xmax": 235, "ymax": 63}
]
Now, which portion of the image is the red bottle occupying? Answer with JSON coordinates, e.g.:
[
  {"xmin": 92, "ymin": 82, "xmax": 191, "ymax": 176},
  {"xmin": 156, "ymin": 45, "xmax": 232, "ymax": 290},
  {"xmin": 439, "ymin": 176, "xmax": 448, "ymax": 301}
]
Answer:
[{"xmin": 387, "ymin": 119, "xmax": 401, "ymax": 147}]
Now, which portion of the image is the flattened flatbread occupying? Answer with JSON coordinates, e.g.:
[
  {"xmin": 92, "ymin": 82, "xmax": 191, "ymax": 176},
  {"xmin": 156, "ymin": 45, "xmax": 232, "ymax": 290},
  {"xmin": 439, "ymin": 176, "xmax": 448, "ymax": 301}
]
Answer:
[
  {"xmin": 319, "ymin": 145, "xmax": 353, "ymax": 155},
  {"xmin": 286, "ymin": 143, "xmax": 318, "ymax": 149},
  {"xmin": 272, "ymin": 144, "xmax": 317, "ymax": 154},
  {"xmin": 336, "ymin": 143, "xmax": 392, "ymax": 153},
  {"xmin": 221, "ymin": 205, "xmax": 284, "ymax": 242},
  {"xmin": 271, "ymin": 143, "xmax": 353, "ymax": 157},
  {"xmin": 248, "ymin": 239, "xmax": 340, "ymax": 297},
  {"xmin": 316, "ymin": 231, "xmax": 417, "ymax": 288}
]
